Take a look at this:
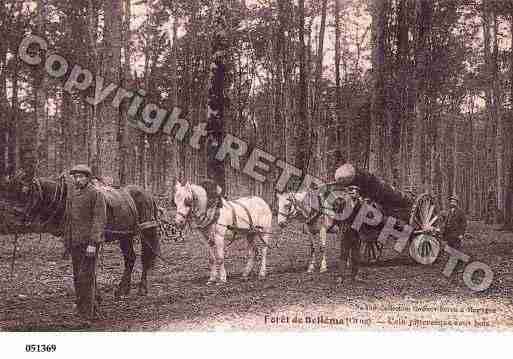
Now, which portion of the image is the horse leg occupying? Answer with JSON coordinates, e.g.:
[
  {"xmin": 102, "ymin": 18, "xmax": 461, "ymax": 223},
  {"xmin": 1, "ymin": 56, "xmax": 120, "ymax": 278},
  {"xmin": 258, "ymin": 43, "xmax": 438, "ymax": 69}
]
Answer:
[
  {"xmin": 115, "ymin": 238, "xmax": 136, "ymax": 298},
  {"xmin": 337, "ymin": 231, "xmax": 350, "ymax": 284},
  {"xmin": 350, "ymin": 237, "xmax": 361, "ymax": 281},
  {"xmin": 206, "ymin": 243, "xmax": 217, "ymax": 285},
  {"xmin": 319, "ymin": 224, "xmax": 328, "ymax": 273},
  {"xmin": 258, "ymin": 233, "xmax": 270, "ymax": 279},
  {"xmin": 307, "ymin": 228, "xmax": 316, "ymax": 273},
  {"xmin": 242, "ymin": 235, "xmax": 256, "ymax": 280},
  {"xmin": 214, "ymin": 234, "xmax": 227, "ymax": 284},
  {"xmin": 138, "ymin": 228, "xmax": 159, "ymax": 296}
]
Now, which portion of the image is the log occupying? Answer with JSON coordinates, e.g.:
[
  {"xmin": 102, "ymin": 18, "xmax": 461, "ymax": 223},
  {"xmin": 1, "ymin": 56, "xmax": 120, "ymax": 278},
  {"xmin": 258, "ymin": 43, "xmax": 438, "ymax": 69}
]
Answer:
[{"xmin": 334, "ymin": 163, "xmax": 414, "ymax": 219}]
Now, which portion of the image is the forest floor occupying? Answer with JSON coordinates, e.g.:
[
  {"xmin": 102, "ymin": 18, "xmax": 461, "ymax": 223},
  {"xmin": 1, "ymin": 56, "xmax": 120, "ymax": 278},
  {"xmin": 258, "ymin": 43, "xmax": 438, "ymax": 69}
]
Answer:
[{"xmin": 0, "ymin": 221, "xmax": 512, "ymax": 331}]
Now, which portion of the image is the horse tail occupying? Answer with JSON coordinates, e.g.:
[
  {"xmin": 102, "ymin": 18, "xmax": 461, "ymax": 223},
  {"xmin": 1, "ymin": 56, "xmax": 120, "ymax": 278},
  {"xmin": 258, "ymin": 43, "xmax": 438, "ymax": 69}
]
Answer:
[
  {"xmin": 152, "ymin": 197, "xmax": 160, "ymax": 222},
  {"xmin": 142, "ymin": 195, "xmax": 160, "ymax": 270}
]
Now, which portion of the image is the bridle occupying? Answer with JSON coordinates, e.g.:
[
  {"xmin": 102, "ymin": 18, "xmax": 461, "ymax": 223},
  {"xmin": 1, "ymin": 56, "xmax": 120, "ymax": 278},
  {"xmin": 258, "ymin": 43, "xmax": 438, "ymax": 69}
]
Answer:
[
  {"xmin": 175, "ymin": 186, "xmax": 205, "ymax": 225},
  {"xmin": 22, "ymin": 177, "xmax": 66, "ymax": 227},
  {"xmin": 175, "ymin": 185, "xmax": 220, "ymax": 231},
  {"xmin": 279, "ymin": 190, "xmax": 362, "ymax": 225},
  {"xmin": 278, "ymin": 193, "xmax": 302, "ymax": 222},
  {"xmin": 175, "ymin": 195, "xmax": 194, "ymax": 224}
]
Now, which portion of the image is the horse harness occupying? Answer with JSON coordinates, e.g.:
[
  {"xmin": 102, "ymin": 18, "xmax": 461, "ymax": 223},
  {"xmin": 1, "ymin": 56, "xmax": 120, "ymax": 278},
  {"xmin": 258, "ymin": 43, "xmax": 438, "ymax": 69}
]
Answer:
[
  {"xmin": 223, "ymin": 199, "xmax": 268, "ymax": 247},
  {"xmin": 280, "ymin": 192, "xmax": 322, "ymax": 226},
  {"xmin": 96, "ymin": 185, "xmax": 159, "ymax": 236},
  {"xmin": 176, "ymin": 188, "xmax": 221, "ymax": 229},
  {"xmin": 179, "ymin": 191, "xmax": 268, "ymax": 248}
]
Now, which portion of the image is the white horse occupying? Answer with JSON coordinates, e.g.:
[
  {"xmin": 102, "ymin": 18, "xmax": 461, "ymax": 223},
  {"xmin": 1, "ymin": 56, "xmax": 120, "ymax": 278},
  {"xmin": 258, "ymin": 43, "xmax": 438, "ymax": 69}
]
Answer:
[
  {"xmin": 276, "ymin": 191, "xmax": 333, "ymax": 274},
  {"xmin": 173, "ymin": 181, "xmax": 273, "ymax": 284}
]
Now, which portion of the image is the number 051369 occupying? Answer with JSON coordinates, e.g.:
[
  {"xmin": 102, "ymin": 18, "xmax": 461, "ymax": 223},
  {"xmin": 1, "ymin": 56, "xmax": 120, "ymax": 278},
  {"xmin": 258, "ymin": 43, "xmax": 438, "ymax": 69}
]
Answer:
[{"xmin": 25, "ymin": 344, "xmax": 57, "ymax": 352}]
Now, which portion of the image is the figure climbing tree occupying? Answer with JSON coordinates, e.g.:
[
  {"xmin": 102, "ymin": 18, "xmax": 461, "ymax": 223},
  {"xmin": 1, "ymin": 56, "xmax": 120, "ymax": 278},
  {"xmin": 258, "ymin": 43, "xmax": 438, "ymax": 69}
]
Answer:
[{"xmin": 206, "ymin": 1, "xmax": 231, "ymax": 192}]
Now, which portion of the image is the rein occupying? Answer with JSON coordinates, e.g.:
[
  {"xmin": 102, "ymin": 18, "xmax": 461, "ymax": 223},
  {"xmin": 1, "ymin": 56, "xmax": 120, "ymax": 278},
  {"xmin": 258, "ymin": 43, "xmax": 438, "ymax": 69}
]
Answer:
[
  {"xmin": 282, "ymin": 192, "xmax": 320, "ymax": 224},
  {"xmin": 22, "ymin": 179, "xmax": 43, "ymax": 223},
  {"xmin": 177, "ymin": 188, "xmax": 218, "ymax": 230}
]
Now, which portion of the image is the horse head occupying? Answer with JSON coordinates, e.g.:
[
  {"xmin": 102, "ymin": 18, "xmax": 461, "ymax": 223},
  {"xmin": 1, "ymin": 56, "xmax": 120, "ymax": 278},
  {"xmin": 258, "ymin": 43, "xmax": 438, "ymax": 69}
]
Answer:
[
  {"xmin": 0, "ymin": 170, "xmax": 67, "ymax": 228},
  {"xmin": 0, "ymin": 170, "xmax": 33, "ymax": 204},
  {"xmin": 276, "ymin": 192, "xmax": 300, "ymax": 228},
  {"xmin": 173, "ymin": 180, "xmax": 194, "ymax": 227}
]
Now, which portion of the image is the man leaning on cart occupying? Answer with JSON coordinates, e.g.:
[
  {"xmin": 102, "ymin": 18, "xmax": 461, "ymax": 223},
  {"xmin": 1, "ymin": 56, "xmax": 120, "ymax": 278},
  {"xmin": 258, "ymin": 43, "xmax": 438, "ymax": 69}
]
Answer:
[{"xmin": 441, "ymin": 194, "xmax": 467, "ymax": 250}]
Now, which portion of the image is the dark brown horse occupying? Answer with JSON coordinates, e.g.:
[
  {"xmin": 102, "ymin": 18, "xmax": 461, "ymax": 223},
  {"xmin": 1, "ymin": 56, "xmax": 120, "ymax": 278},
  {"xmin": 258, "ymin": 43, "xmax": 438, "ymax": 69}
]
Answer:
[{"xmin": 0, "ymin": 171, "xmax": 160, "ymax": 297}]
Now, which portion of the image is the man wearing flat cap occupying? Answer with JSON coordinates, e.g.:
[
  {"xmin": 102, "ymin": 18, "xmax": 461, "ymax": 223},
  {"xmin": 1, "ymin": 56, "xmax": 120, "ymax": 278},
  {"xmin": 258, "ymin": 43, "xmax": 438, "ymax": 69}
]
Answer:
[
  {"xmin": 337, "ymin": 184, "xmax": 363, "ymax": 282},
  {"xmin": 65, "ymin": 164, "xmax": 107, "ymax": 321},
  {"xmin": 442, "ymin": 194, "xmax": 467, "ymax": 250}
]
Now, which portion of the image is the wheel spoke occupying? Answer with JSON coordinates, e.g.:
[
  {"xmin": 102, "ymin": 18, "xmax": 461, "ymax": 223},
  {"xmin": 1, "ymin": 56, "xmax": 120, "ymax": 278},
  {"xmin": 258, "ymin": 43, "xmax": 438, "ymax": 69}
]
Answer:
[
  {"xmin": 370, "ymin": 243, "xmax": 376, "ymax": 261},
  {"xmin": 426, "ymin": 205, "xmax": 434, "ymax": 228},
  {"xmin": 428, "ymin": 215, "xmax": 439, "ymax": 227},
  {"xmin": 413, "ymin": 215, "xmax": 422, "ymax": 228},
  {"xmin": 417, "ymin": 199, "xmax": 426, "ymax": 226},
  {"xmin": 410, "ymin": 194, "xmax": 439, "ymax": 232},
  {"xmin": 421, "ymin": 200, "xmax": 430, "ymax": 227}
]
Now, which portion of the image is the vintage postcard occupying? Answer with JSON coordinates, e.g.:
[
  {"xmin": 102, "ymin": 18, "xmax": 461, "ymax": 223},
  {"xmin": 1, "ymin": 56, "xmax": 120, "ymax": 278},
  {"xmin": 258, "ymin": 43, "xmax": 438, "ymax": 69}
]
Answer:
[{"xmin": 1, "ymin": 0, "xmax": 512, "ymax": 352}]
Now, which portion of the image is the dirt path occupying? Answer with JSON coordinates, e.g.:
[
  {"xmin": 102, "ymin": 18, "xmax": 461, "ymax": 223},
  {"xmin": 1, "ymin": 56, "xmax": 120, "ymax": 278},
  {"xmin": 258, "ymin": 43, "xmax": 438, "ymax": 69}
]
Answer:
[{"xmin": 1, "ymin": 221, "xmax": 511, "ymax": 331}]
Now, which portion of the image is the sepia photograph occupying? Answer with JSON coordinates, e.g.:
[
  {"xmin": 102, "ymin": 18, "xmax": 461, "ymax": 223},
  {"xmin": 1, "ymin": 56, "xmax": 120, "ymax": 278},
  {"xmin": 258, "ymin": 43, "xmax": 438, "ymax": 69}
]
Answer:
[{"xmin": 0, "ymin": 0, "xmax": 512, "ymax": 348}]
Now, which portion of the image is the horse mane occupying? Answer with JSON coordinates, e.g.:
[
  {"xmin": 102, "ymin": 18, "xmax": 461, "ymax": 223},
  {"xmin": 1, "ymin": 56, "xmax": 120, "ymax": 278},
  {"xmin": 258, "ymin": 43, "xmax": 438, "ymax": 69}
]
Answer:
[{"xmin": 27, "ymin": 176, "xmax": 67, "ymax": 229}]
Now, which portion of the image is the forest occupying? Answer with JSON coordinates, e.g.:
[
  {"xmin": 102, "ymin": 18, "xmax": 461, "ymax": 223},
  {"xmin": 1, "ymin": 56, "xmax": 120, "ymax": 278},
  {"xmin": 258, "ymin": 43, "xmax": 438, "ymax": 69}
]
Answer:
[{"xmin": 0, "ymin": 0, "xmax": 512, "ymax": 228}]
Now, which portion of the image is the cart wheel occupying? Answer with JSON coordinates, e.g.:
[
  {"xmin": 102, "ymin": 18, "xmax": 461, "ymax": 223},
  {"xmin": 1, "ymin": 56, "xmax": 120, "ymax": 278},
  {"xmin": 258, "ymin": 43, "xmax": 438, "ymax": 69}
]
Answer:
[
  {"xmin": 359, "ymin": 239, "xmax": 383, "ymax": 264},
  {"xmin": 409, "ymin": 193, "xmax": 440, "ymax": 262},
  {"xmin": 409, "ymin": 233, "xmax": 441, "ymax": 265}
]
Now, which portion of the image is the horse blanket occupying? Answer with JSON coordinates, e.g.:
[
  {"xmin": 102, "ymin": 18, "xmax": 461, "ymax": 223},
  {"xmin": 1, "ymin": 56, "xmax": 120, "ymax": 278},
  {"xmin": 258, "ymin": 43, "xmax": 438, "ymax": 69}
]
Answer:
[{"xmin": 89, "ymin": 180, "xmax": 140, "ymax": 241}]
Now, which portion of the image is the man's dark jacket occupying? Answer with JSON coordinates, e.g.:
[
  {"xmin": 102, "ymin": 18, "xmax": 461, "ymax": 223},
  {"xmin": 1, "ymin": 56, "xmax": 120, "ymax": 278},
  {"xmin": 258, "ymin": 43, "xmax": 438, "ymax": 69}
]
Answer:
[
  {"xmin": 443, "ymin": 207, "xmax": 467, "ymax": 239},
  {"xmin": 64, "ymin": 182, "xmax": 107, "ymax": 248}
]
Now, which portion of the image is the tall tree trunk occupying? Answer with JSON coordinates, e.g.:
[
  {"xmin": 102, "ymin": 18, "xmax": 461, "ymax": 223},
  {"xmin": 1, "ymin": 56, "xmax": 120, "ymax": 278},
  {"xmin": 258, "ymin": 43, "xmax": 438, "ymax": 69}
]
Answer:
[
  {"xmin": 412, "ymin": 0, "xmax": 433, "ymax": 191},
  {"xmin": 311, "ymin": 0, "xmax": 328, "ymax": 178},
  {"xmin": 482, "ymin": 1, "xmax": 496, "ymax": 208},
  {"xmin": 396, "ymin": 0, "xmax": 409, "ymax": 187},
  {"xmin": 334, "ymin": 0, "xmax": 342, "ymax": 167},
  {"xmin": 87, "ymin": 0, "xmax": 99, "ymax": 175},
  {"xmin": 281, "ymin": 1, "xmax": 294, "ymax": 171},
  {"xmin": 296, "ymin": 0, "xmax": 309, "ymax": 186},
  {"xmin": 502, "ymin": 15, "xmax": 513, "ymax": 229},
  {"xmin": 273, "ymin": 0, "xmax": 286, "ymax": 185},
  {"xmin": 118, "ymin": 0, "xmax": 131, "ymax": 186},
  {"xmin": 206, "ymin": 0, "xmax": 230, "ymax": 190},
  {"xmin": 166, "ymin": 15, "xmax": 180, "ymax": 188},
  {"xmin": 492, "ymin": 13, "xmax": 504, "ymax": 214},
  {"xmin": 369, "ymin": 0, "xmax": 387, "ymax": 175},
  {"xmin": 0, "ymin": 2, "xmax": 6, "ymax": 175},
  {"xmin": 35, "ymin": 0, "xmax": 48, "ymax": 177},
  {"xmin": 10, "ymin": 50, "xmax": 19, "ymax": 175},
  {"xmin": 469, "ymin": 95, "xmax": 478, "ymax": 216},
  {"xmin": 98, "ymin": 0, "xmax": 122, "ymax": 184}
]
